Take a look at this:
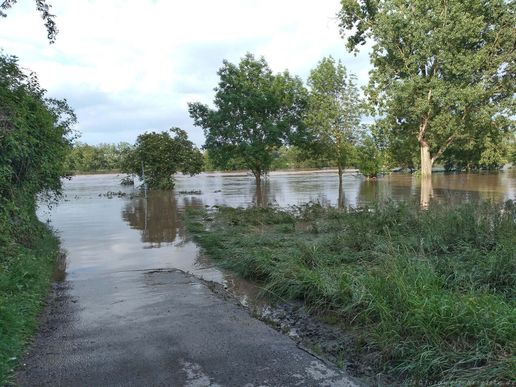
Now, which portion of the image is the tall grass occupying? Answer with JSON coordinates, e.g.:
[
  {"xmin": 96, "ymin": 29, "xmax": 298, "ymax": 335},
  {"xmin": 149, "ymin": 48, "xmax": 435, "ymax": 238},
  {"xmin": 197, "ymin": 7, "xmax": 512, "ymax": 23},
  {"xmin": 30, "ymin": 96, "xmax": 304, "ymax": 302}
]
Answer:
[
  {"xmin": 186, "ymin": 201, "xmax": 516, "ymax": 384},
  {"xmin": 0, "ymin": 221, "xmax": 61, "ymax": 384}
]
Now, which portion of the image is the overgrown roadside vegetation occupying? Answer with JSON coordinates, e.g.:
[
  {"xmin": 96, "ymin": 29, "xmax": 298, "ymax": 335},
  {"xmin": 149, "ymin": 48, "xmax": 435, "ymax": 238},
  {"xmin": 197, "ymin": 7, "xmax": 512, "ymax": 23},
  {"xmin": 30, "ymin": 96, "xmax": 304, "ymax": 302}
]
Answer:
[
  {"xmin": 187, "ymin": 201, "xmax": 516, "ymax": 384},
  {"xmin": 0, "ymin": 222, "xmax": 61, "ymax": 383},
  {"xmin": 0, "ymin": 53, "xmax": 75, "ymax": 384}
]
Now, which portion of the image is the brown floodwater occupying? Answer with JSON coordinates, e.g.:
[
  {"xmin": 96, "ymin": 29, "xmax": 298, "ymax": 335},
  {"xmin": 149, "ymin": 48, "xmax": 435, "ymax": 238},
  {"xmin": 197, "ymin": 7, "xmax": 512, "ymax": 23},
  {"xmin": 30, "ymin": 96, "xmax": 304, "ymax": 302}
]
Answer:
[{"xmin": 38, "ymin": 170, "xmax": 515, "ymax": 305}]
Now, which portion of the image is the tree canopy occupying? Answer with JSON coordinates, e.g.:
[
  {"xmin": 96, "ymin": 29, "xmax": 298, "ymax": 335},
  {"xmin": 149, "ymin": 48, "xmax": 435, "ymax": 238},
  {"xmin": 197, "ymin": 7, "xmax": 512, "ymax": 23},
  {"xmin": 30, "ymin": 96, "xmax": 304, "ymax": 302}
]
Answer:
[
  {"xmin": 121, "ymin": 128, "xmax": 203, "ymax": 190},
  {"xmin": 188, "ymin": 53, "xmax": 308, "ymax": 189},
  {"xmin": 338, "ymin": 0, "xmax": 515, "ymax": 176},
  {"xmin": 305, "ymin": 56, "xmax": 363, "ymax": 203}
]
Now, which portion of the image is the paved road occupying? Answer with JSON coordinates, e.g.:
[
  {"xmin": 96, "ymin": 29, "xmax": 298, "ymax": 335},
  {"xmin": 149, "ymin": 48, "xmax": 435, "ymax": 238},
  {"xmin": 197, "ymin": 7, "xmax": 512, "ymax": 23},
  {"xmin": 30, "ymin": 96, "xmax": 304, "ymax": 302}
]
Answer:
[{"xmin": 17, "ymin": 269, "xmax": 358, "ymax": 386}]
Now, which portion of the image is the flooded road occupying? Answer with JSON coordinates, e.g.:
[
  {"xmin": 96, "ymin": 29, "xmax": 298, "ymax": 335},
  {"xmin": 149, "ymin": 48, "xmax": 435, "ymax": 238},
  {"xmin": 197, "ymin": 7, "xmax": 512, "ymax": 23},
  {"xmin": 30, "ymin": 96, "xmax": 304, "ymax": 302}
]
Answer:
[
  {"xmin": 32, "ymin": 171, "xmax": 515, "ymax": 300},
  {"xmin": 18, "ymin": 170, "xmax": 515, "ymax": 386},
  {"xmin": 37, "ymin": 170, "xmax": 515, "ymax": 286}
]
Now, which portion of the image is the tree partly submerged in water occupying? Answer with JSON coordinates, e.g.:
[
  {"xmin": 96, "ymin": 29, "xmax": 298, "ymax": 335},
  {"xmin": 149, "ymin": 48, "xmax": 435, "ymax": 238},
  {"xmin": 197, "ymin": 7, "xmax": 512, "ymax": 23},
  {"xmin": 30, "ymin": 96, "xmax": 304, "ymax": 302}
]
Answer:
[
  {"xmin": 338, "ymin": 0, "xmax": 515, "ymax": 176},
  {"xmin": 305, "ymin": 56, "xmax": 364, "ymax": 206},
  {"xmin": 121, "ymin": 128, "xmax": 203, "ymax": 190},
  {"xmin": 188, "ymin": 53, "xmax": 308, "ymax": 199}
]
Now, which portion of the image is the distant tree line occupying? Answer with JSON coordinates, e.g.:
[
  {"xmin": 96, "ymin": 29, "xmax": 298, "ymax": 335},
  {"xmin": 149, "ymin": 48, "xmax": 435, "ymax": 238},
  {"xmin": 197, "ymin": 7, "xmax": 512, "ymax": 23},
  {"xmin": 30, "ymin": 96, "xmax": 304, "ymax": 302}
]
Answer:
[
  {"xmin": 64, "ymin": 142, "xmax": 131, "ymax": 173},
  {"xmin": 69, "ymin": 128, "xmax": 514, "ymax": 177},
  {"xmin": 66, "ymin": 142, "xmax": 345, "ymax": 174}
]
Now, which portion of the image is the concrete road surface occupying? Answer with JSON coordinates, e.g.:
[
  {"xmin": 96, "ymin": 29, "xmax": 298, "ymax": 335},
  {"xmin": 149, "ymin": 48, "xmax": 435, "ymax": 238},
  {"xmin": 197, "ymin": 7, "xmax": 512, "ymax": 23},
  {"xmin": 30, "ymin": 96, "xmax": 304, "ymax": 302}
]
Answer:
[{"xmin": 17, "ymin": 269, "xmax": 359, "ymax": 387}]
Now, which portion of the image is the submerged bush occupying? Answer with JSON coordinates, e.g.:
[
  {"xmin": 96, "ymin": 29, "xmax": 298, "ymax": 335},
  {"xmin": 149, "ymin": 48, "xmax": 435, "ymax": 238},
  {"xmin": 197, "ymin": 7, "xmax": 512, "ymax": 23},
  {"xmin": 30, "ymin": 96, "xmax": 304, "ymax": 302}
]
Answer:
[{"xmin": 187, "ymin": 201, "xmax": 516, "ymax": 384}]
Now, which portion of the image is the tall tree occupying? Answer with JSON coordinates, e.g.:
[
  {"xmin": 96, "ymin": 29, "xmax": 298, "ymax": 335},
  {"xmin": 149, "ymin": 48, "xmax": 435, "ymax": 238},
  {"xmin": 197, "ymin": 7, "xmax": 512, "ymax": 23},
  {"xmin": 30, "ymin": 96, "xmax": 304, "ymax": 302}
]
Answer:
[
  {"xmin": 121, "ymin": 128, "xmax": 203, "ymax": 190},
  {"xmin": 188, "ymin": 53, "xmax": 308, "ymax": 196},
  {"xmin": 1, "ymin": 0, "xmax": 58, "ymax": 42},
  {"xmin": 305, "ymin": 56, "xmax": 363, "ymax": 206},
  {"xmin": 338, "ymin": 0, "xmax": 515, "ymax": 176}
]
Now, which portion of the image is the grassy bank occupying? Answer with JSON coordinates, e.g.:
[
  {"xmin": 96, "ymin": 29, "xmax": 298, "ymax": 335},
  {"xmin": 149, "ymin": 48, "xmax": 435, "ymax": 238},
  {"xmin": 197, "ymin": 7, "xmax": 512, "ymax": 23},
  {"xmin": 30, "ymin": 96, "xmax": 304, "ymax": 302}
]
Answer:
[
  {"xmin": 187, "ymin": 201, "xmax": 515, "ymax": 384},
  {"xmin": 0, "ymin": 220, "xmax": 61, "ymax": 384}
]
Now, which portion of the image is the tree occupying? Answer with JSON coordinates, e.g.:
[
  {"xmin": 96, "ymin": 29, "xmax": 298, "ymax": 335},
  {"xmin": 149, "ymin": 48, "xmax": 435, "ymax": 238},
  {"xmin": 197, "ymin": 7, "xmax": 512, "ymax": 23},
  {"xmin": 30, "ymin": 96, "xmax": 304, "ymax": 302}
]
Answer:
[
  {"xmin": 305, "ymin": 56, "xmax": 363, "ymax": 206},
  {"xmin": 338, "ymin": 0, "xmax": 515, "ymax": 177},
  {"xmin": 356, "ymin": 135, "xmax": 383, "ymax": 179},
  {"xmin": 1, "ymin": 0, "xmax": 58, "ymax": 43},
  {"xmin": 510, "ymin": 135, "xmax": 516, "ymax": 166},
  {"xmin": 373, "ymin": 117, "xmax": 419, "ymax": 171},
  {"xmin": 188, "ymin": 53, "xmax": 308, "ymax": 195},
  {"xmin": 0, "ymin": 53, "xmax": 75, "ymax": 239},
  {"xmin": 121, "ymin": 128, "xmax": 203, "ymax": 190}
]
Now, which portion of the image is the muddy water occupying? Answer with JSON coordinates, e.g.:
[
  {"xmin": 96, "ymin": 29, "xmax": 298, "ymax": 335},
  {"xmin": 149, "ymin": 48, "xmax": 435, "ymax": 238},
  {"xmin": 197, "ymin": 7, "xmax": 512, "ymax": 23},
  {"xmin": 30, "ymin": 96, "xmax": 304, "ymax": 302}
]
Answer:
[
  {"xmin": 39, "ymin": 170, "xmax": 515, "ymax": 307},
  {"xmin": 173, "ymin": 170, "xmax": 515, "ymax": 207},
  {"xmin": 40, "ymin": 172, "xmax": 516, "ymax": 314}
]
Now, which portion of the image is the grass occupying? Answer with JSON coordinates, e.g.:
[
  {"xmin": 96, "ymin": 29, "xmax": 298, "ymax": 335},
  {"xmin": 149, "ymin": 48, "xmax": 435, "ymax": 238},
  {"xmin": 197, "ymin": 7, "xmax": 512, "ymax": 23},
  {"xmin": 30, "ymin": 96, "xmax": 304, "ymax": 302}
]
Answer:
[
  {"xmin": 186, "ymin": 201, "xmax": 516, "ymax": 384},
  {"xmin": 0, "ymin": 221, "xmax": 61, "ymax": 385}
]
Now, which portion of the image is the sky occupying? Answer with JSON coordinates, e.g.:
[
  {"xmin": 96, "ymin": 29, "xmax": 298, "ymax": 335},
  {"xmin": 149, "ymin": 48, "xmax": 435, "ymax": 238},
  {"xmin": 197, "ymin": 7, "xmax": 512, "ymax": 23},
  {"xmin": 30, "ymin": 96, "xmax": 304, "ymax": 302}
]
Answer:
[{"xmin": 0, "ymin": 0, "xmax": 371, "ymax": 147}]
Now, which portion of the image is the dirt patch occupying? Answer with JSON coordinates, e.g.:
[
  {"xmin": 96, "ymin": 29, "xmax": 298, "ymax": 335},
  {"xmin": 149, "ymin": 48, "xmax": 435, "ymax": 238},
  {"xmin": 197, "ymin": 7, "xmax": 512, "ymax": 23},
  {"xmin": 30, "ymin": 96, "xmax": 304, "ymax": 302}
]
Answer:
[{"xmin": 251, "ymin": 303, "xmax": 394, "ymax": 385}]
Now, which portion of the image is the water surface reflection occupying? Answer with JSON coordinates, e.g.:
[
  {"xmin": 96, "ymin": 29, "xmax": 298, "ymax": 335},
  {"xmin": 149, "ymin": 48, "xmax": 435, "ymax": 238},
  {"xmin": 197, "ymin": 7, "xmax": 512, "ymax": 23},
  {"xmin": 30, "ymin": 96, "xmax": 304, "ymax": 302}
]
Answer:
[
  {"xmin": 122, "ymin": 193, "xmax": 203, "ymax": 247},
  {"xmin": 40, "ymin": 171, "xmax": 515, "ymax": 307}
]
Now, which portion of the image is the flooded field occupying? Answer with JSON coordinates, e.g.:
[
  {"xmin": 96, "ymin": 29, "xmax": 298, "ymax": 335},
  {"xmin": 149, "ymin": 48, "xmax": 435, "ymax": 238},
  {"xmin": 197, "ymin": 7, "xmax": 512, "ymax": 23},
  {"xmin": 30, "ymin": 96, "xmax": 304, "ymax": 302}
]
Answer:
[{"xmin": 39, "ymin": 170, "xmax": 515, "ymax": 303}]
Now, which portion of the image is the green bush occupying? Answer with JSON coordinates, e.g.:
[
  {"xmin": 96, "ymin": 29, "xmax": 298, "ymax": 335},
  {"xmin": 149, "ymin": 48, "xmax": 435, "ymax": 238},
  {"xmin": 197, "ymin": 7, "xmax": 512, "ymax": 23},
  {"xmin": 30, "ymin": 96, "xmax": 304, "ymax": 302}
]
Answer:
[{"xmin": 0, "ymin": 53, "xmax": 74, "ymax": 384}]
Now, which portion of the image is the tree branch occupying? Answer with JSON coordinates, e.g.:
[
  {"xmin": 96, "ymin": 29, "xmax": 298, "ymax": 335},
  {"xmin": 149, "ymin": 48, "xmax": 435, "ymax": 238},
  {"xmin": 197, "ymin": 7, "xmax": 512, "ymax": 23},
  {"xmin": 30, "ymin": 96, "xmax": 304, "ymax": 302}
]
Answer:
[
  {"xmin": 431, "ymin": 134, "xmax": 455, "ymax": 163},
  {"xmin": 418, "ymin": 88, "xmax": 433, "ymax": 142}
]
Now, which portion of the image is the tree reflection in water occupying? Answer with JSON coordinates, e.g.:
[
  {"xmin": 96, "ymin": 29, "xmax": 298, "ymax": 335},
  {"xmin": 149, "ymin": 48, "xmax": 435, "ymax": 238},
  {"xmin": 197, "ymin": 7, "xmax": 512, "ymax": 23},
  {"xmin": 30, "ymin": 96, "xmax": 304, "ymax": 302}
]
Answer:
[
  {"xmin": 420, "ymin": 176, "xmax": 433, "ymax": 209},
  {"xmin": 252, "ymin": 179, "xmax": 272, "ymax": 207},
  {"xmin": 122, "ymin": 192, "xmax": 202, "ymax": 247},
  {"xmin": 338, "ymin": 184, "xmax": 345, "ymax": 208}
]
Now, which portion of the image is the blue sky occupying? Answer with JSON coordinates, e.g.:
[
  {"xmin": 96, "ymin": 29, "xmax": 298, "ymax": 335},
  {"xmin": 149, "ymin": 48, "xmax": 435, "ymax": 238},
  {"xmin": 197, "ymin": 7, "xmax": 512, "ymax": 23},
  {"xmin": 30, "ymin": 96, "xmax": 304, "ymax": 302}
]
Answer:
[{"xmin": 0, "ymin": 0, "xmax": 371, "ymax": 146}]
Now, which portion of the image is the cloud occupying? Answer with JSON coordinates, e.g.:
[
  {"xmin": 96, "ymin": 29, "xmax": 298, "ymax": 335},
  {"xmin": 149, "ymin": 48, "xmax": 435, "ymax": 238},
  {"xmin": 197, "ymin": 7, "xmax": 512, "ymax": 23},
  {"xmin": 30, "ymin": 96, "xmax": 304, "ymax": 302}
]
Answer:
[{"xmin": 0, "ymin": 0, "xmax": 372, "ymax": 146}]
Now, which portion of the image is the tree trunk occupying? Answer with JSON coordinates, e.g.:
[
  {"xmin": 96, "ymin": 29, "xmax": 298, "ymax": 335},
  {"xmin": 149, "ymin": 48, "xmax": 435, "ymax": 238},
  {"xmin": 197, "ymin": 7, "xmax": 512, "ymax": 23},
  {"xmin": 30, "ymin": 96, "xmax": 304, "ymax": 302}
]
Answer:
[
  {"xmin": 254, "ymin": 171, "xmax": 263, "ymax": 207},
  {"xmin": 420, "ymin": 141, "xmax": 433, "ymax": 177},
  {"xmin": 338, "ymin": 166, "xmax": 344, "ymax": 209},
  {"xmin": 420, "ymin": 176, "xmax": 433, "ymax": 209},
  {"xmin": 254, "ymin": 172, "xmax": 261, "ymax": 191}
]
